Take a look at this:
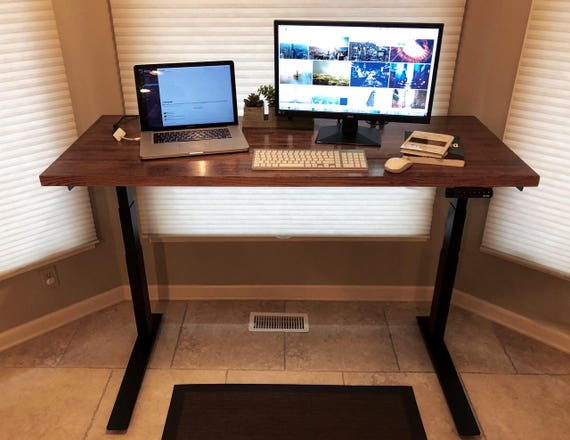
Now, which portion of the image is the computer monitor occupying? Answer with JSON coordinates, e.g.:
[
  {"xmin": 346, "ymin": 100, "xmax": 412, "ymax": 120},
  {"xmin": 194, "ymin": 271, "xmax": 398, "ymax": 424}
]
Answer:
[{"xmin": 274, "ymin": 20, "xmax": 444, "ymax": 146}]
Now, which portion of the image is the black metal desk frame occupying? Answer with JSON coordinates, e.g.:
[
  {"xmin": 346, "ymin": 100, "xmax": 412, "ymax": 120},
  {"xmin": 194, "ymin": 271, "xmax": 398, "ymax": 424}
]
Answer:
[
  {"xmin": 418, "ymin": 194, "xmax": 480, "ymax": 436},
  {"xmin": 107, "ymin": 186, "xmax": 489, "ymax": 436},
  {"xmin": 106, "ymin": 186, "xmax": 162, "ymax": 431}
]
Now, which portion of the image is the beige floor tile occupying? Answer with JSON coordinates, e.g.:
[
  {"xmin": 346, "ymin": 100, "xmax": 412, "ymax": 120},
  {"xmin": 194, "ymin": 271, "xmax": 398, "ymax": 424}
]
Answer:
[
  {"xmin": 463, "ymin": 373, "xmax": 570, "ymax": 440},
  {"xmin": 344, "ymin": 372, "xmax": 471, "ymax": 440},
  {"xmin": 227, "ymin": 369, "xmax": 344, "ymax": 384},
  {"xmin": 185, "ymin": 300, "xmax": 285, "ymax": 324},
  {"xmin": 494, "ymin": 326, "xmax": 570, "ymax": 374},
  {"xmin": 85, "ymin": 368, "xmax": 226, "ymax": 439},
  {"xmin": 285, "ymin": 300, "xmax": 398, "ymax": 372},
  {"xmin": 384, "ymin": 301, "xmax": 434, "ymax": 372},
  {"xmin": 390, "ymin": 324, "xmax": 434, "ymax": 372},
  {"xmin": 286, "ymin": 300, "xmax": 388, "ymax": 325},
  {"xmin": 58, "ymin": 302, "xmax": 136, "ymax": 368},
  {"xmin": 2, "ymin": 299, "xmax": 566, "ymax": 439},
  {"xmin": 173, "ymin": 301, "xmax": 285, "ymax": 370},
  {"xmin": 446, "ymin": 307, "xmax": 516, "ymax": 374},
  {"xmin": 384, "ymin": 301, "xmax": 432, "ymax": 325},
  {"xmin": 149, "ymin": 301, "xmax": 187, "ymax": 369},
  {"xmin": 286, "ymin": 325, "xmax": 399, "ymax": 371},
  {"xmin": 0, "ymin": 321, "xmax": 78, "ymax": 367},
  {"xmin": 0, "ymin": 367, "xmax": 111, "ymax": 440}
]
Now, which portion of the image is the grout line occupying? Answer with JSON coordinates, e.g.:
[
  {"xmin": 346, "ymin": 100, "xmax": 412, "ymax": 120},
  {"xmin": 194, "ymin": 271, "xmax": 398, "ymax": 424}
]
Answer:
[
  {"xmin": 55, "ymin": 320, "xmax": 82, "ymax": 368},
  {"xmin": 383, "ymin": 307, "xmax": 402, "ymax": 371},
  {"xmin": 497, "ymin": 333, "xmax": 519, "ymax": 374},
  {"xmin": 169, "ymin": 301, "xmax": 189, "ymax": 368},
  {"xmin": 0, "ymin": 365, "xmax": 128, "ymax": 370},
  {"xmin": 83, "ymin": 369, "xmax": 114, "ymax": 440},
  {"xmin": 457, "ymin": 371, "xmax": 570, "ymax": 377}
]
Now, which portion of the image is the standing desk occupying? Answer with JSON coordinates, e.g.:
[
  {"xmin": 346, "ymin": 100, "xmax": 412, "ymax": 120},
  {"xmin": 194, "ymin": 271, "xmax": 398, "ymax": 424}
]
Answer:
[{"xmin": 40, "ymin": 115, "xmax": 539, "ymax": 436}]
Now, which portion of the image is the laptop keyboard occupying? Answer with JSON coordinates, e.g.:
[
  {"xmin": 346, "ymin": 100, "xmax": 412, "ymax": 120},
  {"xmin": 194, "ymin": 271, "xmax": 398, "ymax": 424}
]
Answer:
[{"xmin": 154, "ymin": 128, "xmax": 232, "ymax": 144}]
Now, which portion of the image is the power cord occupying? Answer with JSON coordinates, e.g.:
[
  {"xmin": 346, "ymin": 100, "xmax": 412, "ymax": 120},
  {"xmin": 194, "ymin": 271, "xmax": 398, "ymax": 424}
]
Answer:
[{"xmin": 112, "ymin": 115, "xmax": 140, "ymax": 142}]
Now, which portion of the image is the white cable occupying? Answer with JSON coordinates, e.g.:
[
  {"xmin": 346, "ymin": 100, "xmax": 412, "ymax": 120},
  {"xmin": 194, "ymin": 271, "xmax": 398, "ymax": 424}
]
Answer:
[{"xmin": 113, "ymin": 127, "xmax": 140, "ymax": 142}]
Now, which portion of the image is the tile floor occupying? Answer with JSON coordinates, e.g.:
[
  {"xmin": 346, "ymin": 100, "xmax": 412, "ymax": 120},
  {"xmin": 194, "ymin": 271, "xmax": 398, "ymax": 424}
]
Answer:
[{"xmin": 0, "ymin": 300, "xmax": 569, "ymax": 439}]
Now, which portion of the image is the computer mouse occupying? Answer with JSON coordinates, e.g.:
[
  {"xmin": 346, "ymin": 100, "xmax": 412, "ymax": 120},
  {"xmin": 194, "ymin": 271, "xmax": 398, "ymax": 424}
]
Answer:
[{"xmin": 385, "ymin": 157, "xmax": 413, "ymax": 173}]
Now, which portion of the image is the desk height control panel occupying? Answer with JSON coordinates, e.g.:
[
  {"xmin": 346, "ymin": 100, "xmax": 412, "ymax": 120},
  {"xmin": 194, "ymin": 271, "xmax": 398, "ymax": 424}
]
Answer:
[{"xmin": 445, "ymin": 187, "xmax": 494, "ymax": 198}]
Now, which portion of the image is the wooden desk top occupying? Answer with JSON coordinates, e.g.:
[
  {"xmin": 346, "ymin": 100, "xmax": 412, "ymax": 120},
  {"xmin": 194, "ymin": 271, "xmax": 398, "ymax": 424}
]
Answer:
[{"xmin": 40, "ymin": 115, "xmax": 539, "ymax": 188}]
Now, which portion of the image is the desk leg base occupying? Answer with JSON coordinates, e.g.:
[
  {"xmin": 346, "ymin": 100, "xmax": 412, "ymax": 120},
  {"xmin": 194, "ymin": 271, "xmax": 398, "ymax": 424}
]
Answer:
[
  {"xmin": 106, "ymin": 312, "xmax": 162, "ymax": 431},
  {"xmin": 417, "ymin": 316, "xmax": 480, "ymax": 437}
]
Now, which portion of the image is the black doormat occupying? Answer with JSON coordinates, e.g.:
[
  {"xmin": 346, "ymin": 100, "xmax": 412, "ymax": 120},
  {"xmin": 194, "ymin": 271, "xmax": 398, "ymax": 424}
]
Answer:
[{"xmin": 162, "ymin": 384, "xmax": 427, "ymax": 440}]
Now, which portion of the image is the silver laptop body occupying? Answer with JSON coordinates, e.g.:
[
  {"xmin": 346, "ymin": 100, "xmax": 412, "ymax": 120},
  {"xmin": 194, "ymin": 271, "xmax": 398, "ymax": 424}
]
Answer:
[{"xmin": 134, "ymin": 60, "xmax": 249, "ymax": 160}]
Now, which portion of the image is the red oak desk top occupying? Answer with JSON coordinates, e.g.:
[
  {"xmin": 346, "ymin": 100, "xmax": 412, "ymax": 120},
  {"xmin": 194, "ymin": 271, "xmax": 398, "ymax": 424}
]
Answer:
[{"xmin": 40, "ymin": 115, "xmax": 539, "ymax": 189}]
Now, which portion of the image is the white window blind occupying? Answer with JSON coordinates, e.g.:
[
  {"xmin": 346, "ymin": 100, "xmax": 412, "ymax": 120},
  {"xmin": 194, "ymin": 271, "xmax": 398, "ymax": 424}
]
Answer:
[
  {"xmin": 137, "ymin": 187, "xmax": 436, "ymax": 238},
  {"xmin": 481, "ymin": 0, "xmax": 570, "ymax": 279},
  {"xmin": 110, "ymin": 0, "xmax": 465, "ymax": 238},
  {"xmin": 0, "ymin": 1, "xmax": 98, "ymax": 280}
]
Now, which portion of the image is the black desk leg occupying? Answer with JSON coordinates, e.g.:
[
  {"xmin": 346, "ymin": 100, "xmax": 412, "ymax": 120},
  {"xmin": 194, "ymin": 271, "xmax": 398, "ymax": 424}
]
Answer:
[
  {"xmin": 107, "ymin": 186, "xmax": 162, "ymax": 431},
  {"xmin": 417, "ymin": 197, "xmax": 481, "ymax": 436}
]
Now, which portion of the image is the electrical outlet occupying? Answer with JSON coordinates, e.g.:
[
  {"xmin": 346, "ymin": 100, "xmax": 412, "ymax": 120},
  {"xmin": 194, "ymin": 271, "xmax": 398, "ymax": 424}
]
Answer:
[{"xmin": 39, "ymin": 266, "xmax": 59, "ymax": 288}]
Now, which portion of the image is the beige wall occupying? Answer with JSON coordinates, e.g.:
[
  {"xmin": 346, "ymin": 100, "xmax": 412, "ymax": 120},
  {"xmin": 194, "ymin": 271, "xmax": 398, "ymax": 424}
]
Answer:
[
  {"xmin": 449, "ymin": 0, "xmax": 532, "ymax": 137},
  {"xmin": 0, "ymin": 0, "xmax": 125, "ymax": 333},
  {"xmin": 52, "ymin": 0, "xmax": 124, "ymax": 134},
  {"xmin": 1, "ymin": 0, "xmax": 568, "ymax": 334},
  {"xmin": 449, "ymin": 0, "xmax": 569, "ymax": 330}
]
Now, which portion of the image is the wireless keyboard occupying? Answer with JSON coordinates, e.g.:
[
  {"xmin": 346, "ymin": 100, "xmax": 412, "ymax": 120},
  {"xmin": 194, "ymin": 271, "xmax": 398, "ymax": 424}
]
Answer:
[{"xmin": 252, "ymin": 149, "xmax": 368, "ymax": 171}]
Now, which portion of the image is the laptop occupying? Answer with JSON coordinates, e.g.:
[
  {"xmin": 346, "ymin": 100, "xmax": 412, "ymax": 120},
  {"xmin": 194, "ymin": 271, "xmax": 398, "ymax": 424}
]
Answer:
[{"xmin": 134, "ymin": 60, "xmax": 250, "ymax": 160}]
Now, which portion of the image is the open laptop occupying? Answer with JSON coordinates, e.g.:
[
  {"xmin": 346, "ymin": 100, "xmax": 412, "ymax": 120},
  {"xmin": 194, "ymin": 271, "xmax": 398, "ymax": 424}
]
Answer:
[{"xmin": 134, "ymin": 60, "xmax": 249, "ymax": 160}]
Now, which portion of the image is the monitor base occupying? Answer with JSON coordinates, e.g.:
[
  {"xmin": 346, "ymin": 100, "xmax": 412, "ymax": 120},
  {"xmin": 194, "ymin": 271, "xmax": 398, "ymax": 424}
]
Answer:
[{"xmin": 315, "ymin": 120, "xmax": 382, "ymax": 147}]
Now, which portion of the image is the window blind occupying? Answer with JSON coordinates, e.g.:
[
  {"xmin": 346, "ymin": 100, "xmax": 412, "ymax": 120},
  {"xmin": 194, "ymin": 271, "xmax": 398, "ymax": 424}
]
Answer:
[
  {"xmin": 137, "ymin": 187, "xmax": 436, "ymax": 238},
  {"xmin": 0, "ymin": 1, "xmax": 98, "ymax": 280},
  {"xmin": 110, "ymin": 0, "xmax": 465, "ymax": 238},
  {"xmin": 481, "ymin": 0, "xmax": 570, "ymax": 279}
]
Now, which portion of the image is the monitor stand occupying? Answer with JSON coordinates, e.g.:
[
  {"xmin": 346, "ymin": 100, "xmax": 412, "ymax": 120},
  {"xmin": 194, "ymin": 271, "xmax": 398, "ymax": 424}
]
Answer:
[{"xmin": 315, "ymin": 118, "xmax": 382, "ymax": 147}]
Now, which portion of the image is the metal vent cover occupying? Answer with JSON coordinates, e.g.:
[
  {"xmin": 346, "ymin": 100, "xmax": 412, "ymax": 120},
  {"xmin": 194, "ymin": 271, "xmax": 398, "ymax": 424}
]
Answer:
[{"xmin": 248, "ymin": 312, "xmax": 309, "ymax": 332}]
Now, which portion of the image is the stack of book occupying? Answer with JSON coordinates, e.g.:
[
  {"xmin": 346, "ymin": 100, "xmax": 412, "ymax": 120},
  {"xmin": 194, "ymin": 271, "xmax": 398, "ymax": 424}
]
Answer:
[{"xmin": 400, "ymin": 130, "xmax": 465, "ymax": 167}]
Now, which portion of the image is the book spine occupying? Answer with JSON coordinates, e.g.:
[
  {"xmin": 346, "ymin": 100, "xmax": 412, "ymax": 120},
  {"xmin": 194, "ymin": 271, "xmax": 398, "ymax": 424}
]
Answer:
[{"xmin": 404, "ymin": 155, "xmax": 465, "ymax": 167}]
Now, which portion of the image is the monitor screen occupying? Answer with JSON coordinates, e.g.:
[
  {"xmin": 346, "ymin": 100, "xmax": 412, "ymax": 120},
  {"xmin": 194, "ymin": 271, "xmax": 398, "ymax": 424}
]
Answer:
[
  {"xmin": 134, "ymin": 61, "xmax": 238, "ymax": 131},
  {"xmin": 274, "ymin": 20, "xmax": 444, "ymax": 146}
]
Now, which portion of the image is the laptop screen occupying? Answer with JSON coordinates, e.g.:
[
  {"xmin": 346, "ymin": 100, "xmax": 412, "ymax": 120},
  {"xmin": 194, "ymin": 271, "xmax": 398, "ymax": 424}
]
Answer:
[{"xmin": 134, "ymin": 61, "xmax": 239, "ymax": 131}]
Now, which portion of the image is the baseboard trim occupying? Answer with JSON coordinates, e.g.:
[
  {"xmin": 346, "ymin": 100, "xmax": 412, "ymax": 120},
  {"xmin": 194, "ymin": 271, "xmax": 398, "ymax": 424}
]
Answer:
[
  {"xmin": 2, "ymin": 284, "xmax": 568, "ymax": 355},
  {"xmin": 452, "ymin": 290, "xmax": 570, "ymax": 354},
  {"xmin": 0, "ymin": 286, "xmax": 126, "ymax": 352},
  {"xmin": 146, "ymin": 284, "xmax": 434, "ymax": 302}
]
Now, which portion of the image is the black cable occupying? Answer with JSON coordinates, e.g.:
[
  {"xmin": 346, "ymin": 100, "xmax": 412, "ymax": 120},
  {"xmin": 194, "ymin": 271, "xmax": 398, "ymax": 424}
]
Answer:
[{"xmin": 112, "ymin": 114, "xmax": 138, "ymax": 133}]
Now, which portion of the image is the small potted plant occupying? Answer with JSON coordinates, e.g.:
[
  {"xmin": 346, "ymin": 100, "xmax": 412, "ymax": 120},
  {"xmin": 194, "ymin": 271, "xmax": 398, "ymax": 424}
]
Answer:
[
  {"xmin": 244, "ymin": 92, "xmax": 264, "ymax": 108},
  {"xmin": 243, "ymin": 92, "xmax": 265, "ymax": 127}
]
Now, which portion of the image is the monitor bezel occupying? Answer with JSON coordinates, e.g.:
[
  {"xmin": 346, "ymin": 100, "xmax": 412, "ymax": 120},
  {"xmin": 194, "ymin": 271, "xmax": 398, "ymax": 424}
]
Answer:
[{"xmin": 273, "ymin": 19, "xmax": 445, "ymax": 125}]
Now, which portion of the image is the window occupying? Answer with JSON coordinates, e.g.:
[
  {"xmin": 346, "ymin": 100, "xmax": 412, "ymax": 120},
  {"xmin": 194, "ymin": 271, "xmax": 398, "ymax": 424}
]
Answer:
[
  {"xmin": 482, "ymin": 0, "xmax": 570, "ymax": 279},
  {"xmin": 0, "ymin": 1, "xmax": 98, "ymax": 280},
  {"xmin": 109, "ymin": 0, "xmax": 466, "ymax": 238}
]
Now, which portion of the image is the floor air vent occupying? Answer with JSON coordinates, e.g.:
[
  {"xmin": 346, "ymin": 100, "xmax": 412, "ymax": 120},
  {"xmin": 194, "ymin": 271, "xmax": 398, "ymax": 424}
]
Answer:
[{"xmin": 249, "ymin": 312, "xmax": 309, "ymax": 332}]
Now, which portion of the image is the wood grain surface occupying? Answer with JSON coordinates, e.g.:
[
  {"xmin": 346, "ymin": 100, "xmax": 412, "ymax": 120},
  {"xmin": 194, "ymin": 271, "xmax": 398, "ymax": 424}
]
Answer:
[{"xmin": 40, "ymin": 116, "xmax": 539, "ymax": 188}]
